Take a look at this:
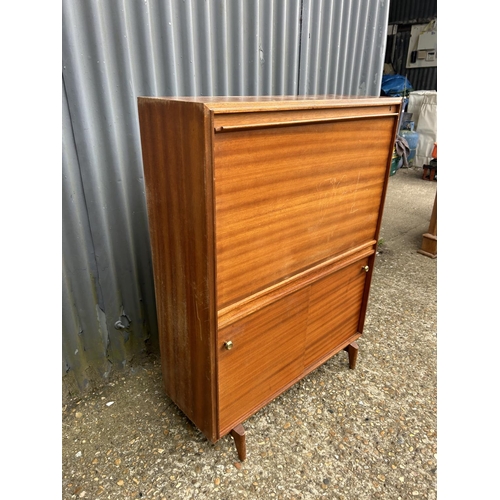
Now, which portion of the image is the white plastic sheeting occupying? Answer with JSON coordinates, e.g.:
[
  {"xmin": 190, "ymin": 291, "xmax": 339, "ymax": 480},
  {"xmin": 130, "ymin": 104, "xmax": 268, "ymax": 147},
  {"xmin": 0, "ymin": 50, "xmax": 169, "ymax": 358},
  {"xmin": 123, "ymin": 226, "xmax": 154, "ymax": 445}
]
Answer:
[{"xmin": 407, "ymin": 90, "xmax": 437, "ymax": 167}]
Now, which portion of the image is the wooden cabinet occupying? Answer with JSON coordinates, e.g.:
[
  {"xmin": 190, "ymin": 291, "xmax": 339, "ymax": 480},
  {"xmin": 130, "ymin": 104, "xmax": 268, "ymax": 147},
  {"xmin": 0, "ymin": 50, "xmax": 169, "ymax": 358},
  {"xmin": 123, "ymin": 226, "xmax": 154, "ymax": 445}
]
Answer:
[{"xmin": 138, "ymin": 95, "xmax": 402, "ymax": 460}]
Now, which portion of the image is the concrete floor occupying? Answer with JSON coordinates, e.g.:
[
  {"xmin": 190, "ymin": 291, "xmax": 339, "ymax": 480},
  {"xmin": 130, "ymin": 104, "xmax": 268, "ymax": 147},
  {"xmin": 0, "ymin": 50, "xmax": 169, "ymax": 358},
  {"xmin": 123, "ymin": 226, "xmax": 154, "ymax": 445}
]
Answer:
[{"xmin": 62, "ymin": 166, "xmax": 437, "ymax": 500}]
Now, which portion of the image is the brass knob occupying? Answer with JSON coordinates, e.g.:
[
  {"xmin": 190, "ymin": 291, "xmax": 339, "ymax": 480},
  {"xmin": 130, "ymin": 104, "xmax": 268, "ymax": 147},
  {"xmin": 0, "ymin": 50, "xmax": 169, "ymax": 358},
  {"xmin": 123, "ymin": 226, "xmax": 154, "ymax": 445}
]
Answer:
[
  {"xmin": 362, "ymin": 265, "xmax": 369, "ymax": 273},
  {"xmin": 224, "ymin": 341, "xmax": 233, "ymax": 350}
]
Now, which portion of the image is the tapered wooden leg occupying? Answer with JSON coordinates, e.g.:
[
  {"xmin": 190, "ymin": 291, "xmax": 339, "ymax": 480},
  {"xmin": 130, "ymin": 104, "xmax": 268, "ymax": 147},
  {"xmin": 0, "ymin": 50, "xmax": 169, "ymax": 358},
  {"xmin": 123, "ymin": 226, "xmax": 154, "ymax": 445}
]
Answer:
[
  {"xmin": 230, "ymin": 424, "xmax": 246, "ymax": 461},
  {"xmin": 344, "ymin": 341, "xmax": 359, "ymax": 369}
]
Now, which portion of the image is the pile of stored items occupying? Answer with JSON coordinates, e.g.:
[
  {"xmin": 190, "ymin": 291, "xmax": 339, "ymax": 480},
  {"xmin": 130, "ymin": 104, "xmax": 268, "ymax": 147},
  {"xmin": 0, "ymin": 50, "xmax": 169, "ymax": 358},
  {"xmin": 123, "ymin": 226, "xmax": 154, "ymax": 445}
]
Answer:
[{"xmin": 390, "ymin": 90, "xmax": 437, "ymax": 177}]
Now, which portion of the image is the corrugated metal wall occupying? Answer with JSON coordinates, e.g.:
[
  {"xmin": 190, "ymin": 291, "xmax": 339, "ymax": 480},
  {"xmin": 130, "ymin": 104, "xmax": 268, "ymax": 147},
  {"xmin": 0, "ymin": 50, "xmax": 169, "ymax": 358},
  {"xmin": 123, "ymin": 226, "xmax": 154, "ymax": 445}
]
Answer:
[
  {"xmin": 299, "ymin": 0, "xmax": 389, "ymax": 95},
  {"xmin": 390, "ymin": 29, "xmax": 437, "ymax": 91},
  {"xmin": 386, "ymin": 0, "xmax": 437, "ymax": 91},
  {"xmin": 62, "ymin": 0, "xmax": 391, "ymax": 397},
  {"xmin": 389, "ymin": 0, "xmax": 436, "ymax": 24}
]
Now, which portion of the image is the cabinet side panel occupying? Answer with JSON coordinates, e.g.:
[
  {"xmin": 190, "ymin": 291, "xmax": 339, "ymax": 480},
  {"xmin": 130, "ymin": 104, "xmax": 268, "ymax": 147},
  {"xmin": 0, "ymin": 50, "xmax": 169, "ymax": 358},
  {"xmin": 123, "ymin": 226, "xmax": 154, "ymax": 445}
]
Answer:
[{"xmin": 138, "ymin": 99, "xmax": 217, "ymax": 441}]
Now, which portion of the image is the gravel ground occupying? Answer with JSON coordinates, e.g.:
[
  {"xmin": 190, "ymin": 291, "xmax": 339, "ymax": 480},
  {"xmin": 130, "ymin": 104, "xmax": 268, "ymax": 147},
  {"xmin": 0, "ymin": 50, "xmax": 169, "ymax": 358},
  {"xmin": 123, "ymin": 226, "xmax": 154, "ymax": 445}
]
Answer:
[{"xmin": 62, "ymin": 166, "xmax": 437, "ymax": 500}]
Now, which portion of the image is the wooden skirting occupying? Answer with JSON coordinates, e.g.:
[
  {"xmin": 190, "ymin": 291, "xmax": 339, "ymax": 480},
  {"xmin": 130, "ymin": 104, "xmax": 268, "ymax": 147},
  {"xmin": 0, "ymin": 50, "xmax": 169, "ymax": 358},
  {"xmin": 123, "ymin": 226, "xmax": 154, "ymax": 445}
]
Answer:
[{"xmin": 418, "ymin": 193, "xmax": 437, "ymax": 258}]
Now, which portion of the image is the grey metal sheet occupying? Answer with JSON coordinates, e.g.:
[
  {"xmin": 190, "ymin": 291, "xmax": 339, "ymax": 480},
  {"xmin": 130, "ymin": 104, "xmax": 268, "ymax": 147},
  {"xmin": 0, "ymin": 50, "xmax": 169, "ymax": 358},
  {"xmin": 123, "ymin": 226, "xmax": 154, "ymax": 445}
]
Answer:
[
  {"xmin": 389, "ymin": 0, "xmax": 437, "ymax": 25},
  {"xmin": 63, "ymin": 79, "xmax": 112, "ymax": 392},
  {"xmin": 62, "ymin": 0, "xmax": 390, "ymax": 394},
  {"xmin": 299, "ymin": 0, "xmax": 390, "ymax": 96}
]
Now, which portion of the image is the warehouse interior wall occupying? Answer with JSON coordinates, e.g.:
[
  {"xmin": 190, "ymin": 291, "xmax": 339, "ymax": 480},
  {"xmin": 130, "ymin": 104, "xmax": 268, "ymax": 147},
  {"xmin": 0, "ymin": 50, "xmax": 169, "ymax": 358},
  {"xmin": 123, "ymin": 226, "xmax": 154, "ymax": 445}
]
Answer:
[{"xmin": 384, "ymin": 0, "xmax": 437, "ymax": 91}]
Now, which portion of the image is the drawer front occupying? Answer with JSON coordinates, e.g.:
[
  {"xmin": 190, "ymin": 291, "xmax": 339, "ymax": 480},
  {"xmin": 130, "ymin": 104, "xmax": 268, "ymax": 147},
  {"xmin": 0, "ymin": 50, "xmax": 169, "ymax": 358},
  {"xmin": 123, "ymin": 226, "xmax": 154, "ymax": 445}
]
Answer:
[
  {"xmin": 304, "ymin": 257, "xmax": 369, "ymax": 368},
  {"xmin": 217, "ymin": 287, "xmax": 310, "ymax": 435},
  {"xmin": 214, "ymin": 116, "xmax": 393, "ymax": 308}
]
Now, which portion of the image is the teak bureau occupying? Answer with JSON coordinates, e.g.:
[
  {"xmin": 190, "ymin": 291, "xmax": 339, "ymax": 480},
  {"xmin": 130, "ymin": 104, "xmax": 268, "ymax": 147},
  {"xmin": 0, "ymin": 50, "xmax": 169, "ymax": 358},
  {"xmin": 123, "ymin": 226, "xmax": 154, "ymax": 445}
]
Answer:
[{"xmin": 138, "ymin": 95, "xmax": 402, "ymax": 460}]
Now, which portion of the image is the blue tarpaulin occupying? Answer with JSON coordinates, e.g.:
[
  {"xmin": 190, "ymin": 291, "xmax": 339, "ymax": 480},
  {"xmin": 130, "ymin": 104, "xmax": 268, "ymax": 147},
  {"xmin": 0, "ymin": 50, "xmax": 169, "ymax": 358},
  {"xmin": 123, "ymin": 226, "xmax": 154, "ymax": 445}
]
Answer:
[{"xmin": 381, "ymin": 75, "xmax": 413, "ymax": 97}]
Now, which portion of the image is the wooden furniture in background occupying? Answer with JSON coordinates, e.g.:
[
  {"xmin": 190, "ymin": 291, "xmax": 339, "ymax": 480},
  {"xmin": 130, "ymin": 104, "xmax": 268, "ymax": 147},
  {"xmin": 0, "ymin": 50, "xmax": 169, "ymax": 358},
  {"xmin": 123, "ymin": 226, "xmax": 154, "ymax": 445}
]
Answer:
[
  {"xmin": 418, "ymin": 193, "xmax": 437, "ymax": 258},
  {"xmin": 138, "ymin": 95, "xmax": 402, "ymax": 460},
  {"xmin": 422, "ymin": 142, "xmax": 438, "ymax": 181}
]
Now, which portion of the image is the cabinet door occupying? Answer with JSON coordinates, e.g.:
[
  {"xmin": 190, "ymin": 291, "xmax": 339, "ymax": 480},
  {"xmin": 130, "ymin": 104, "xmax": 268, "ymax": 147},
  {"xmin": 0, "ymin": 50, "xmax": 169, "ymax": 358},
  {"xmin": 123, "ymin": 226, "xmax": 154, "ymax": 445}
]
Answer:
[
  {"xmin": 304, "ymin": 257, "xmax": 369, "ymax": 369},
  {"xmin": 217, "ymin": 287, "xmax": 310, "ymax": 435},
  {"xmin": 214, "ymin": 115, "xmax": 394, "ymax": 308}
]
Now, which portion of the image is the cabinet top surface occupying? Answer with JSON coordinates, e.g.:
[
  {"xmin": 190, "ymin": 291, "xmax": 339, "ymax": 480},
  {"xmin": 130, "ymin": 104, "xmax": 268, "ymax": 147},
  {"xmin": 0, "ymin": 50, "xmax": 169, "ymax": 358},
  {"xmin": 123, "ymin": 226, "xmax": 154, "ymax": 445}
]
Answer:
[{"xmin": 138, "ymin": 95, "xmax": 402, "ymax": 113}]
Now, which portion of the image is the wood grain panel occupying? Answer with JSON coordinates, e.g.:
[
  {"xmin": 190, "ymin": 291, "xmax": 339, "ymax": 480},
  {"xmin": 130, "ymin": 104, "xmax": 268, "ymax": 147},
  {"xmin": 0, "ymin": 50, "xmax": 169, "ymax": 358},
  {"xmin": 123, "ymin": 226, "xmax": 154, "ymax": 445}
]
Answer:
[
  {"xmin": 304, "ymin": 257, "xmax": 369, "ymax": 368},
  {"xmin": 213, "ymin": 105, "xmax": 396, "ymax": 129},
  {"xmin": 138, "ymin": 98, "xmax": 217, "ymax": 441},
  {"xmin": 138, "ymin": 96, "xmax": 401, "ymax": 449},
  {"xmin": 214, "ymin": 116, "xmax": 394, "ymax": 308},
  {"xmin": 218, "ymin": 244, "xmax": 375, "ymax": 330},
  {"xmin": 218, "ymin": 288, "xmax": 310, "ymax": 434},
  {"xmin": 153, "ymin": 95, "xmax": 402, "ymax": 114}
]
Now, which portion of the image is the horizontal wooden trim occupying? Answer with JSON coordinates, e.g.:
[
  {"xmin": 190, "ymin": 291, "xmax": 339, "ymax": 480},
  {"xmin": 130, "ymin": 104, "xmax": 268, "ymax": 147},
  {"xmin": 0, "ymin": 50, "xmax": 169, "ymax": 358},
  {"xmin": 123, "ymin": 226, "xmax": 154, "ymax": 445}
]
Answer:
[
  {"xmin": 213, "ymin": 105, "xmax": 397, "ymax": 129},
  {"xmin": 214, "ymin": 113, "xmax": 398, "ymax": 133},
  {"xmin": 217, "ymin": 332, "xmax": 362, "ymax": 438},
  {"xmin": 217, "ymin": 242, "xmax": 376, "ymax": 330},
  {"xmin": 140, "ymin": 96, "xmax": 402, "ymax": 114},
  {"xmin": 209, "ymin": 99, "xmax": 402, "ymax": 114}
]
